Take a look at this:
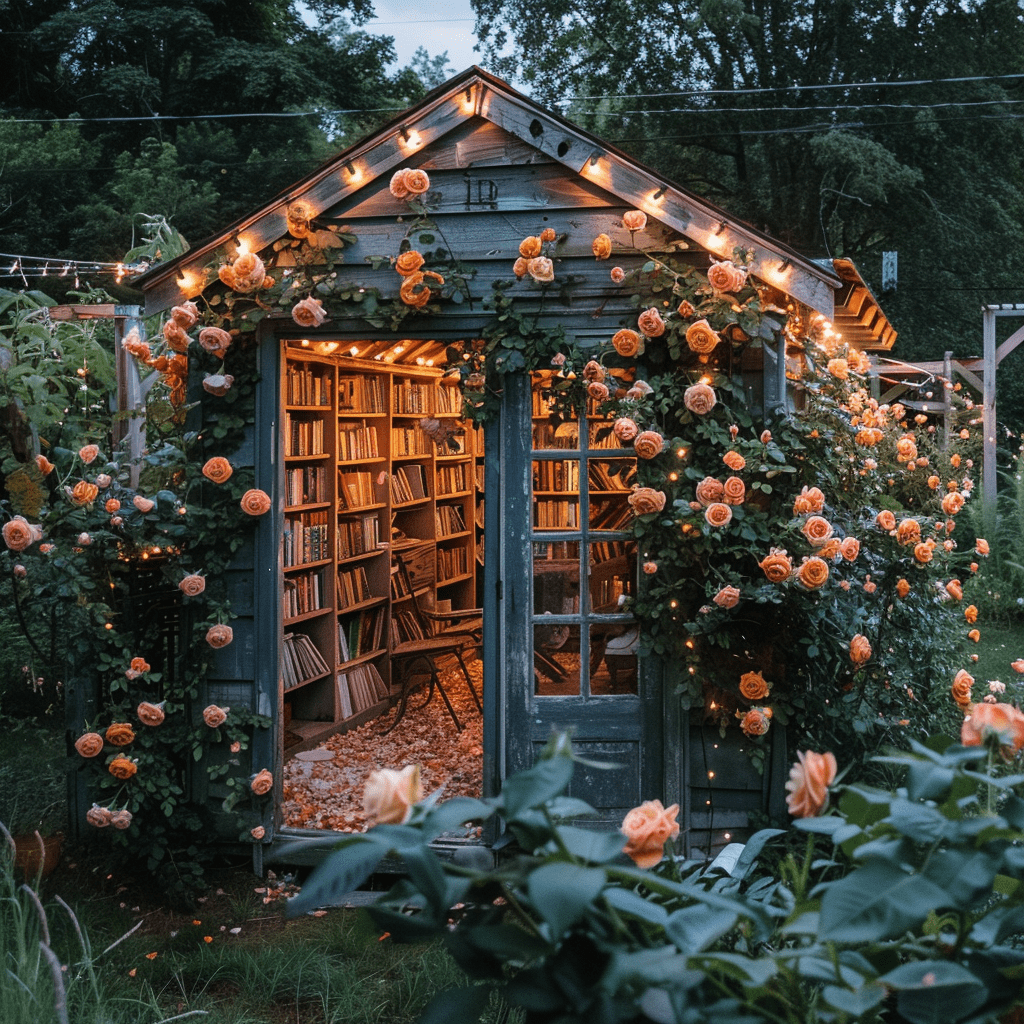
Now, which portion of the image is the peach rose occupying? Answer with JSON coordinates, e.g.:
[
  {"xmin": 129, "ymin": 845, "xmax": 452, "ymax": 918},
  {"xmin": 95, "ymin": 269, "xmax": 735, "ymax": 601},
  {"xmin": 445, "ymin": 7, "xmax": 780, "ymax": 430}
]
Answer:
[
  {"xmin": 946, "ymin": 579, "xmax": 963, "ymax": 600},
  {"xmin": 587, "ymin": 381, "xmax": 610, "ymax": 402},
  {"xmin": 796, "ymin": 556, "xmax": 829, "ymax": 589},
  {"xmin": 3, "ymin": 516, "xmax": 35, "ymax": 551},
  {"xmin": 69, "ymin": 480, "xmax": 98, "ymax": 507},
  {"xmin": 198, "ymin": 326, "xmax": 232, "ymax": 358},
  {"xmin": 739, "ymin": 670, "xmax": 770, "ymax": 701},
  {"xmin": 683, "ymin": 382, "xmax": 717, "ymax": 415},
  {"xmin": 685, "ymin": 319, "xmax": 720, "ymax": 355},
  {"xmin": 634, "ymin": 430, "xmax": 665, "ymax": 460},
  {"xmin": 723, "ymin": 451, "xmax": 746, "ymax": 471},
  {"xmin": 913, "ymin": 542, "xmax": 933, "ymax": 565},
  {"xmin": 850, "ymin": 634, "xmax": 871, "ymax": 665},
  {"xmin": 291, "ymin": 297, "xmax": 327, "ymax": 328},
  {"xmin": 87, "ymin": 804, "xmax": 113, "ymax": 827},
  {"xmin": 677, "ymin": 299, "xmax": 695, "ymax": 319},
  {"xmin": 613, "ymin": 418, "xmax": 639, "ymax": 443},
  {"xmin": 611, "ymin": 266, "xmax": 626, "ymax": 283},
  {"xmin": 620, "ymin": 799, "xmax": 679, "ymax": 869},
  {"xmin": 395, "ymin": 250, "xmax": 425, "ymax": 276},
  {"xmin": 75, "ymin": 732, "xmax": 104, "ymax": 758},
  {"xmin": 627, "ymin": 487, "xmax": 666, "ymax": 516},
  {"xmin": 240, "ymin": 489, "xmax": 271, "ymax": 515},
  {"xmin": 942, "ymin": 492, "xmax": 965, "ymax": 516},
  {"xmin": 179, "ymin": 574, "xmax": 206, "ymax": 597},
  {"xmin": 251, "ymin": 826, "xmax": 266, "ymax": 841},
  {"xmin": 133, "ymin": 495, "xmax": 155, "ymax": 514},
  {"xmin": 206, "ymin": 624, "xmax": 234, "ymax": 648},
  {"xmin": 35, "ymin": 454, "xmax": 54, "ymax": 475},
  {"xmin": 643, "ymin": 561, "xmax": 658, "ymax": 575},
  {"xmin": 110, "ymin": 809, "xmax": 133, "ymax": 830},
  {"xmin": 203, "ymin": 374, "xmax": 234, "ymax": 396},
  {"xmin": 364, "ymin": 764, "xmax": 423, "ymax": 824},
  {"xmin": 706, "ymin": 260, "xmax": 747, "ymax": 293},
  {"xmin": 827, "ymin": 358, "xmax": 849, "ymax": 380},
  {"xmin": 122, "ymin": 331, "xmax": 151, "ymax": 361},
  {"xmin": 801, "ymin": 515, "xmax": 834, "ymax": 548},
  {"xmin": 876, "ymin": 509, "xmax": 897, "ymax": 531},
  {"xmin": 105, "ymin": 498, "xmax": 121, "ymax": 514},
  {"xmin": 951, "ymin": 668, "xmax": 974, "ymax": 709},
  {"xmin": 976, "ymin": 538, "xmax": 990, "ymax": 556},
  {"xmin": 389, "ymin": 169, "xmax": 410, "ymax": 198},
  {"xmin": 79, "ymin": 444, "xmax": 100, "ymax": 464},
  {"xmin": 961, "ymin": 701, "xmax": 1024, "ymax": 758},
  {"xmin": 695, "ymin": 477, "xmax": 725, "ymax": 506},
  {"xmin": 896, "ymin": 578, "xmax": 911, "ymax": 598},
  {"xmin": 622, "ymin": 210, "xmax": 647, "ymax": 233},
  {"xmin": 785, "ymin": 751, "xmax": 837, "ymax": 818},
  {"xmin": 163, "ymin": 319, "xmax": 191, "ymax": 353},
  {"xmin": 405, "ymin": 169, "xmax": 430, "ymax": 195},
  {"xmin": 541, "ymin": 228, "xmax": 557, "ymax": 243},
  {"xmin": 250, "ymin": 769, "xmax": 274, "ymax": 796},
  {"xmin": 965, "ymin": 604, "xmax": 978, "ymax": 624},
  {"xmin": 839, "ymin": 537, "xmax": 860, "ymax": 562},
  {"xmin": 969, "ymin": 629, "xmax": 981, "ymax": 643},
  {"xmin": 519, "ymin": 236, "xmax": 543, "ymax": 258},
  {"xmin": 612, "ymin": 329, "xmax": 643, "ymax": 358},
  {"xmin": 704, "ymin": 502, "xmax": 733, "ymax": 529},
  {"xmin": 230, "ymin": 252, "xmax": 266, "ymax": 292},
  {"xmin": 1011, "ymin": 659, "xmax": 1024, "ymax": 674},
  {"xmin": 638, "ymin": 307, "xmax": 666, "ymax": 337},
  {"xmin": 713, "ymin": 585, "xmax": 741, "ymax": 609},
  {"xmin": 137, "ymin": 702, "xmax": 165, "ymax": 726},
  {"xmin": 202, "ymin": 457, "xmax": 233, "ymax": 484},
  {"xmin": 722, "ymin": 476, "xmax": 745, "ymax": 505},
  {"xmin": 759, "ymin": 548, "xmax": 793, "ymax": 583},
  {"xmin": 896, "ymin": 519, "xmax": 921, "ymax": 546},
  {"xmin": 738, "ymin": 707, "xmax": 772, "ymax": 738},
  {"xmin": 793, "ymin": 486, "xmax": 825, "ymax": 515},
  {"xmin": 171, "ymin": 301, "xmax": 199, "ymax": 329},
  {"xmin": 109, "ymin": 756, "xmax": 137, "ymax": 780},
  {"xmin": 203, "ymin": 705, "xmax": 228, "ymax": 728},
  {"xmin": 105, "ymin": 722, "xmax": 135, "ymax": 746},
  {"xmin": 583, "ymin": 360, "xmax": 606, "ymax": 382},
  {"xmin": 592, "ymin": 233, "xmax": 612, "ymax": 260},
  {"xmin": 12, "ymin": 564, "xmax": 26, "ymax": 577},
  {"xmin": 512, "ymin": 256, "xmax": 529, "ymax": 278},
  {"xmin": 625, "ymin": 380, "xmax": 653, "ymax": 399},
  {"xmin": 527, "ymin": 257, "xmax": 554, "ymax": 283}
]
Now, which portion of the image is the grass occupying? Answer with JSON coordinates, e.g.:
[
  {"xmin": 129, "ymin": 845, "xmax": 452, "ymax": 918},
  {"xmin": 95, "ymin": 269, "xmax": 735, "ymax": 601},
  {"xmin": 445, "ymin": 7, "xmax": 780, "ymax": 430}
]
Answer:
[{"xmin": 969, "ymin": 618, "xmax": 1024, "ymax": 698}]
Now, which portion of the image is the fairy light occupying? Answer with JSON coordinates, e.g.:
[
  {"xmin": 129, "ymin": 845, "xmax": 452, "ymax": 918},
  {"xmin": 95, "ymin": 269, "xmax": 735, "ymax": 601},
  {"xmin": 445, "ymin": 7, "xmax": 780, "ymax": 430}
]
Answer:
[
  {"xmin": 234, "ymin": 236, "xmax": 251, "ymax": 258},
  {"xmin": 350, "ymin": 346, "xmax": 359, "ymax": 356},
  {"xmin": 707, "ymin": 771, "xmax": 715, "ymax": 779}
]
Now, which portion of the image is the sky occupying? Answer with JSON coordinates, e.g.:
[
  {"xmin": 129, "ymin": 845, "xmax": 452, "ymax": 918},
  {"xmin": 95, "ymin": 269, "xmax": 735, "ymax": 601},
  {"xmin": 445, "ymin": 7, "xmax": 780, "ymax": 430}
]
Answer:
[{"xmin": 360, "ymin": 0, "xmax": 483, "ymax": 77}]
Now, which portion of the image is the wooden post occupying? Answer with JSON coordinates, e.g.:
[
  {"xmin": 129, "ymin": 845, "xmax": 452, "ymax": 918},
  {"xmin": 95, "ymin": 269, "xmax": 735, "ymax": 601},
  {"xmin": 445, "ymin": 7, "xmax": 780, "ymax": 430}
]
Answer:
[
  {"xmin": 943, "ymin": 351, "xmax": 953, "ymax": 450},
  {"xmin": 112, "ymin": 306, "xmax": 149, "ymax": 488}
]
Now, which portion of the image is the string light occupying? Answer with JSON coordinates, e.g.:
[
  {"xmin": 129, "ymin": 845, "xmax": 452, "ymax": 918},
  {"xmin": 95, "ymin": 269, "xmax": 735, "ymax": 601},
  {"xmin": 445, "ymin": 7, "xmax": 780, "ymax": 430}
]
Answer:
[{"xmin": 0, "ymin": 251, "xmax": 147, "ymax": 281}]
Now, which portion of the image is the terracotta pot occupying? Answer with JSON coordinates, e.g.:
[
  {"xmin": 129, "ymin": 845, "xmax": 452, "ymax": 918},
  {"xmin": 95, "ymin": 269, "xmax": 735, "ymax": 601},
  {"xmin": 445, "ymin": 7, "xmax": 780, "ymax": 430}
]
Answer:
[{"xmin": 12, "ymin": 832, "xmax": 63, "ymax": 880}]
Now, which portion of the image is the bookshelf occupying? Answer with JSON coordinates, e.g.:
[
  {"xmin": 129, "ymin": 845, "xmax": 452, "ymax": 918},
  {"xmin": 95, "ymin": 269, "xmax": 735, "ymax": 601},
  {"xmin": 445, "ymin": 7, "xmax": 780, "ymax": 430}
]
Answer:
[{"xmin": 280, "ymin": 347, "xmax": 482, "ymax": 755}]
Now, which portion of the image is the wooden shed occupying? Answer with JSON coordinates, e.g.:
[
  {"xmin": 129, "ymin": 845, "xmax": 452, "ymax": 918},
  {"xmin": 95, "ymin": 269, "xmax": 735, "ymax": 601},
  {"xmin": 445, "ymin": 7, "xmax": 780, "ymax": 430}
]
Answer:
[{"xmin": 126, "ymin": 68, "xmax": 894, "ymax": 864}]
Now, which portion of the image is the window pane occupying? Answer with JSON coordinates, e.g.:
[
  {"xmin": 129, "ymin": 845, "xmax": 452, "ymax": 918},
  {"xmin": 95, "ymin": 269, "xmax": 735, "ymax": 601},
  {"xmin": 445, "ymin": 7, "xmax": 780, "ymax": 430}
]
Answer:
[
  {"xmin": 534, "ymin": 624, "xmax": 581, "ymax": 696},
  {"xmin": 590, "ymin": 624, "xmax": 639, "ymax": 695},
  {"xmin": 589, "ymin": 540, "xmax": 636, "ymax": 613},
  {"xmin": 588, "ymin": 457, "xmax": 635, "ymax": 496},
  {"xmin": 533, "ymin": 542, "xmax": 580, "ymax": 616}
]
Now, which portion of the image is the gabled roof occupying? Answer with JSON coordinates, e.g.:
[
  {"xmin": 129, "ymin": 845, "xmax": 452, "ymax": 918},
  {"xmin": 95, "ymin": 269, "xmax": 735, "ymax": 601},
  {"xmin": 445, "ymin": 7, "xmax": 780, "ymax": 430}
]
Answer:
[
  {"xmin": 830, "ymin": 258, "xmax": 897, "ymax": 351},
  {"xmin": 137, "ymin": 66, "xmax": 844, "ymax": 317}
]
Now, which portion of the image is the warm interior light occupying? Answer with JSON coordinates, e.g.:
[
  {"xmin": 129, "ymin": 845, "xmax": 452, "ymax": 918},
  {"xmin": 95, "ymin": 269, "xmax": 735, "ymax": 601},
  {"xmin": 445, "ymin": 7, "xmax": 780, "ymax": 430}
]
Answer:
[
  {"xmin": 300, "ymin": 339, "xmax": 310, "ymax": 347},
  {"xmin": 176, "ymin": 269, "xmax": 198, "ymax": 293},
  {"xmin": 350, "ymin": 346, "xmax": 359, "ymax": 357},
  {"xmin": 235, "ymin": 236, "xmax": 251, "ymax": 258}
]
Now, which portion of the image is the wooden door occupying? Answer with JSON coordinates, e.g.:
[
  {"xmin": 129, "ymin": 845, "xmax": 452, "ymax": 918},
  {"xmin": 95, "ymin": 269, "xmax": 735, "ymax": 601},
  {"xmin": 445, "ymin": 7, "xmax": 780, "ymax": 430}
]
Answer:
[{"xmin": 501, "ymin": 371, "xmax": 672, "ymax": 829}]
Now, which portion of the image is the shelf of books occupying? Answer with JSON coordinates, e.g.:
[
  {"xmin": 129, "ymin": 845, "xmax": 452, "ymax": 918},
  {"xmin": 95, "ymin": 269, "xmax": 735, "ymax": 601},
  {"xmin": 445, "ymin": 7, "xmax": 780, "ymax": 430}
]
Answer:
[{"xmin": 280, "ymin": 347, "xmax": 482, "ymax": 755}]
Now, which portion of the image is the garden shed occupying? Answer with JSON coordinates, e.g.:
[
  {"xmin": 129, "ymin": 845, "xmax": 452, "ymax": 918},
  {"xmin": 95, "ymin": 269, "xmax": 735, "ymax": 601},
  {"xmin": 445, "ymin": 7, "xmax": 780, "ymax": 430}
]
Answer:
[{"xmin": 118, "ymin": 67, "xmax": 897, "ymax": 866}]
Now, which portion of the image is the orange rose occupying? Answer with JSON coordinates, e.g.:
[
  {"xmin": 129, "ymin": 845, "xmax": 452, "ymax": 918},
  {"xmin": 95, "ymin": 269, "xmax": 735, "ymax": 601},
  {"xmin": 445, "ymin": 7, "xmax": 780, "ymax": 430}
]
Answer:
[
  {"xmin": 109, "ymin": 756, "xmax": 137, "ymax": 780},
  {"xmin": 685, "ymin": 319, "xmax": 720, "ymax": 355},
  {"xmin": 110, "ymin": 809, "xmax": 133, "ymax": 830},
  {"xmin": 70, "ymin": 481, "xmax": 99, "ymax": 506},
  {"xmin": 591, "ymin": 233, "xmax": 612, "ymax": 260},
  {"xmin": 819, "ymin": 538, "xmax": 841, "ymax": 560},
  {"xmin": 739, "ymin": 671, "xmax": 770, "ymax": 701},
  {"xmin": 896, "ymin": 519, "xmax": 921, "ymax": 546},
  {"xmin": 198, "ymin": 326, "xmax": 232, "ymax": 358},
  {"xmin": 683, "ymin": 382, "xmax": 717, "ymax": 415},
  {"xmin": 394, "ymin": 250, "xmax": 425, "ymax": 276},
  {"xmin": 179, "ymin": 574, "xmax": 206, "ymax": 597},
  {"xmin": 706, "ymin": 260, "xmax": 747, "ymax": 293},
  {"xmin": 620, "ymin": 799, "xmax": 679, "ymax": 869},
  {"xmin": 612, "ymin": 329, "xmax": 643, "ymax": 358},
  {"xmin": 251, "ymin": 768, "xmax": 274, "ymax": 796},
  {"xmin": 203, "ymin": 705, "xmax": 228, "ymax": 728},
  {"xmin": 801, "ymin": 515, "xmax": 834, "ymax": 548},
  {"xmin": 952, "ymin": 668, "xmax": 974, "ymax": 709},
  {"xmin": 171, "ymin": 301, "xmax": 199, "ymax": 329},
  {"xmin": 910, "ymin": 542, "xmax": 932, "ymax": 564},
  {"xmin": 896, "ymin": 437, "xmax": 918, "ymax": 463},
  {"xmin": 785, "ymin": 751, "xmax": 837, "ymax": 818},
  {"xmin": 965, "ymin": 604, "xmax": 978, "ymax": 624},
  {"xmin": 79, "ymin": 443, "xmax": 100, "ymax": 464},
  {"xmin": 403, "ymin": 169, "xmax": 430, "ymax": 196},
  {"xmin": 927, "ymin": 475, "xmax": 940, "ymax": 490},
  {"xmin": 133, "ymin": 495, "xmax": 156, "ymax": 513},
  {"xmin": 240, "ymin": 489, "xmax": 271, "ymax": 516},
  {"xmin": 163, "ymin": 319, "xmax": 191, "ymax": 352},
  {"xmin": 611, "ymin": 266, "xmax": 626, "ymax": 283},
  {"xmin": 942, "ymin": 491, "xmax": 965, "ymax": 516},
  {"xmin": 527, "ymin": 257, "xmax": 554, "ymax": 283},
  {"xmin": 587, "ymin": 381, "xmax": 610, "ymax": 402},
  {"xmin": 793, "ymin": 486, "xmax": 825, "ymax": 515},
  {"xmin": 760, "ymin": 548, "xmax": 793, "ymax": 583},
  {"xmin": 105, "ymin": 722, "xmax": 135, "ymax": 746},
  {"xmin": 633, "ymin": 430, "xmax": 665, "ymax": 460},
  {"xmin": 796, "ymin": 556, "xmax": 829, "ymax": 589},
  {"xmin": 105, "ymin": 498, "xmax": 121, "ymax": 513},
  {"xmin": 230, "ymin": 252, "xmax": 266, "ymax": 292},
  {"xmin": 704, "ymin": 503, "xmax": 733, "ymax": 529},
  {"xmin": 827, "ymin": 358, "xmax": 849, "ymax": 380},
  {"xmin": 627, "ymin": 487, "xmax": 666, "ymax": 516},
  {"xmin": 723, "ymin": 451, "xmax": 746, "ymax": 471},
  {"xmin": 389, "ymin": 169, "xmax": 411, "ymax": 199},
  {"xmin": 643, "ymin": 561, "xmax": 658, "ymax": 575},
  {"xmin": 202, "ymin": 457, "xmax": 233, "ymax": 484},
  {"xmin": 695, "ymin": 477, "xmax": 725, "ymax": 506},
  {"xmin": 876, "ymin": 509, "xmax": 897, "ymax": 531},
  {"xmin": 946, "ymin": 579, "xmax": 963, "ymax": 600},
  {"xmin": 399, "ymin": 272, "xmax": 431, "ymax": 308},
  {"xmin": 1012, "ymin": 659, "xmax": 1024, "ymax": 674},
  {"xmin": 363, "ymin": 765, "xmax": 423, "ymax": 824},
  {"xmin": 75, "ymin": 732, "xmax": 104, "ymax": 758},
  {"xmin": 850, "ymin": 634, "xmax": 871, "ymax": 665},
  {"xmin": 130, "ymin": 657, "xmax": 150, "ymax": 674},
  {"xmin": 87, "ymin": 805, "xmax": 113, "ymax": 827},
  {"xmin": 512, "ymin": 257, "xmax": 529, "ymax": 278},
  {"xmin": 976, "ymin": 538, "xmax": 990, "ymax": 556},
  {"xmin": 961, "ymin": 701, "xmax": 1024, "ymax": 758},
  {"xmin": 969, "ymin": 629, "xmax": 981, "ymax": 643},
  {"xmin": 713, "ymin": 585, "xmax": 740, "ymax": 609},
  {"xmin": 613, "ymin": 418, "xmax": 639, "ymax": 443},
  {"xmin": 622, "ymin": 210, "xmax": 647, "ymax": 232},
  {"xmin": 35, "ymin": 454, "xmax": 54, "ymax": 475},
  {"xmin": 738, "ymin": 708, "xmax": 772, "ymax": 738},
  {"xmin": 840, "ymin": 537, "xmax": 860, "ymax": 561},
  {"xmin": 540, "ymin": 228, "xmax": 557, "ymax": 243},
  {"xmin": 2, "ymin": 516, "xmax": 35, "ymax": 551},
  {"xmin": 677, "ymin": 299, "xmax": 695, "ymax": 318},
  {"xmin": 291, "ymin": 297, "xmax": 327, "ymax": 328},
  {"xmin": 519, "ymin": 236, "xmax": 543, "ymax": 258},
  {"xmin": 137, "ymin": 702, "xmax": 165, "ymax": 726},
  {"xmin": 583, "ymin": 360, "xmax": 606, "ymax": 383},
  {"xmin": 896, "ymin": 578, "xmax": 911, "ymax": 598},
  {"xmin": 637, "ymin": 307, "xmax": 666, "ymax": 337},
  {"xmin": 206, "ymin": 624, "xmax": 234, "ymax": 648},
  {"xmin": 722, "ymin": 476, "xmax": 745, "ymax": 505}
]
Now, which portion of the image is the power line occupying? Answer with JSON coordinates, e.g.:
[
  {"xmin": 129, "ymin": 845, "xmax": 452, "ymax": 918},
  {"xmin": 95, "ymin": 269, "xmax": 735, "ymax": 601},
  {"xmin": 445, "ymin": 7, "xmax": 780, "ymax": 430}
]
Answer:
[{"xmin": 573, "ymin": 98, "xmax": 1024, "ymax": 117}]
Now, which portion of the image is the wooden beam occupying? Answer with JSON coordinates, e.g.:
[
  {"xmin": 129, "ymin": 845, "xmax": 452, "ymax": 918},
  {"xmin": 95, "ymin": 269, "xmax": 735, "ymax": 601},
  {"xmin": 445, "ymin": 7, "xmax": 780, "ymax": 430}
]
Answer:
[
  {"xmin": 995, "ymin": 323, "xmax": 1024, "ymax": 365},
  {"xmin": 982, "ymin": 307, "xmax": 998, "ymax": 538},
  {"xmin": 49, "ymin": 304, "xmax": 118, "ymax": 320}
]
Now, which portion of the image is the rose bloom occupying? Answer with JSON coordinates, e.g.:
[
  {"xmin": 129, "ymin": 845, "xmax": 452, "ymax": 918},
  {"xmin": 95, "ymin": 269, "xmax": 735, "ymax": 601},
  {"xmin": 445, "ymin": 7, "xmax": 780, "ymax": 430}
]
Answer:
[
  {"xmin": 198, "ymin": 326, "xmax": 232, "ymax": 358},
  {"xmin": 203, "ymin": 704, "xmax": 228, "ymax": 728},
  {"xmin": 137, "ymin": 702, "xmax": 165, "ymax": 727},
  {"xmin": 793, "ymin": 486, "xmax": 826, "ymax": 515},
  {"xmin": 863, "ymin": 580, "xmax": 877, "ymax": 594},
  {"xmin": 612, "ymin": 328, "xmax": 643, "ymax": 358},
  {"xmin": 613, "ymin": 418, "xmax": 639, "ymax": 443},
  {"xmin": 394, "ymin": 250, "xmax": 425, "ymax": 276},
  {"xmin": 110, "ymin": 809, "xmax": 133, "ymax": 830},
  {"xmin": 240, "ymin": 488, "xmax": 272, "ymax": 515},
  {"xmin": 1012, "ymin": 659, "xmax": 1024, "ymax": 674},
  {"xmin": 850, "ymin": 634, "xmax": 872, "ymax": 665},
  {"xmin": 827, "ymin": 358, "xmax": 849, "ymax": 380},
  {"xmin": 105, "ymin": 498, "xmax": 121, "ymax": 513},
  {"xmin": 620, "ymin": 799, "xmax": 679, "ymax": 869},
  {"xmin": 232, "ymin": 252, "xmax": 267, "ymax": 292},
  {"xmin": 875, "ymin": 509, "xmax": 897, "ymax": 532},
  {"xmin": 760, "ymin": 548, "xmax": 793, "ymax": 583},
  {"xmin": 942, "ymin": 491, "xmax": 965, "ymax": 515},
  {"xmin": 713, "ymin": 585, "xmax": 741, "ymax": 609},
  {"xmin": 723, "ymin": 451, "xmax": 746, "ymax": 471},
  {"xmin": 105, "ymin": 722, "xmax": 135, "ymax": 746},
  {"xmin": 626, "ymin": 379, "xmax": 653, "ymax": 399},
  {"xmin": 202, "ymin": 457, "xmax": 233, "ymax": 484},
  {"xmin": 79, "ymin": 443, "xmax": 100, "ymax": 464},
  {"xmin": 203, "ymin": 374, "xmax": 234, "ymax": 396},
  {"xmin": 927, "ymin": 475, "xmax": 940, "ymax": 490},
  {"xmin": 250, "ymin": 768, "xmax": 274, "ymax": 796},
  {"xmin": 133, "ymin": 495, "xmax": 156, "ymax": 513},
  {"xmin": 627, "ymin": 487, "xmax": 666, "ymax": 516},
  {"xmin": 109, "ymin": 756, "xmax": 137, "ymax": 780},
  {"xmin": 13, "ymin": 564, "xmax": 26, "ymax": 578},
  {"xmin": 592, "ymin": 233, "xmax": 612, "ymax": 260},
  {"xmin": 587, "ymin": 381, "xmax": 610, "ymax": 402},
  {"xmin": 840, "ymin": 537, "xmax": 860, "ymax": 561},
  {"xmin": 991, "ymin": 681, "xmax": 1006, "ymax": 694},
  {"xmin": 946, "ymin": 579, "xmax": 963, "ymax": 600},
  {"xmin": 801, "ymin": 515, "xmax": 834, "ymax": 547},
  {"xmin": 251, "ymin": 826, "xmax": 266, "ymax": 841},
  {"xmin": 528, "ymin": 257, "xmax": 554, "ymax": 283},
  {"xmin": 695, "ymin": 477, "xmax": 725, "ymax": 506},
  {"xmin": 2, "ymin": 516, "xmax": 35, "ymax": 551},
  {"xmin": 129, "ymin": 657, "xmax": 149, "ymax": 675},
  {"xmin": 633, "ymin": 430, "xmax": 665, "ymax": 460},
  {"xmin": 738, "ymin": 708, "xmax": 772, "ymax": 738},
  {"xmin": 976, "ymin": 538, "xmax": 990, "ymax": 556},
  {"xmin": 722, "ymin": 476, "xmax": 745, "ymax": 505},
  {"xmin": 512, "ymin": 256, "xmax": 529, "ymax": 278},
  {"xmin": 172, "ymin": 300, "xmax": 200, "ymax": 329},
  {"xmin": 364, "ymin": 764, "xmax": 423, "ymax": 824},
  {"xmin": 896, "ymin": 518, "xmax": 921, "ymax": 546},
  {"xmin": 683, "ymin": 382, "xmax": 717, "ymax": 415},
  {"xmin": 388, "ymin": 169, "xmax": 410, "ymax": 198},
  {"xmin": 540, "ymin": 227, "xmax": 556, "ymax": 243},
  {"xmin": 583, "ymin": 360, "xmax": 606, "ymax": 382},
  {"xmin": 964, "ymin": 604, "xmax": 979, "ymax": 624},
  {"xmin": 402, "ymin": 168, "xmax": 430, "ymax": 195},
  {"xmin": 896, "ymin": 578, "xmax": 911, "ymax": 598},
  {"xmin": 163, "ymin": 319, "xmax": 191, "ymax": 353},
  {"xmin": 87, "ymin": 805, "xmax": 113, "ymax": 828},
  {"xmin": 637, "ymin": 307, "xmax": 666, "ymax": 337},
  {"xmin": 818, "ymin": 540, "xmax": 841, "ymax": 563},
  {"xmin": 69, "ymin": 480, "xmax": 99, "ymax": 507},
  {"xmin": 179, "ymin": 574, "xmax": 206, "ymax": 597},
  {"xmin": 797, "ymin": 556, "xmax": 829, "ymax": 589},
  {"xmin": 704, "ymin": 502, "xmax": 733, "ymax": 529},
  {"xmin": 75, "ymin": 732, "xmax": 105, "ymax": 758},
  {"xmin": 739, "ymin": 670, "xmax": 770, "ymax": 701},
  {"xmin": 913, "ymin": 542, "xmax": 933, "ymax": 564},
  {"xmin": 685, "ymin": 319, "xmax": 720, "ymax": 355},
  {"xmin": 707, "ymin": 260, "xmax": 747, "ymax": 293},
  {"xmin": 518, "ymin": 235, "xmax": 542, "ymax": 258},
  {"xmin": 969, "ymin": 629, "xmax": 981, "ymax": 643},
  {"xmin": 951, "ymin": 668, "xmax": 975, "ymax": 709},
  {"xmin": 291, "ymin": 297, "xmax": 327, "ymax": 328},
  {"xmin": 642, "ymin": 561, "xmax": 658, "ymax": 575},
  {"xmin": 206, "ymin": 624, "xmax": 234, "ymax": 648},
  {"xmin": 35, "ymin": 453, "xmax": 54, "ymax": 475},
  {"xmin": 610, "ymin": 266, "xmax": 626, "ymax": 283},
  {"xmin": 622, "ymin": 210, "xmax": 647, "ymax": 232},
  {"xmin": 785, "ymin": 751, "xmax": 837, "ymax": 818},
  {"xmin": 961, "ymin": 701, "xmax": 1024, "ymax": 758}
]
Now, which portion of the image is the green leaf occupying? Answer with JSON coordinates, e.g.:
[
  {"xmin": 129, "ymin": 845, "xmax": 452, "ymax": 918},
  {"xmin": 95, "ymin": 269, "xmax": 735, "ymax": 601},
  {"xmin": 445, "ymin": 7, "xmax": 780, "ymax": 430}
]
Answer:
[
  {"xmin": 879, "ymin": 961, "xmax": 986, "ymax": 1024},
  {"xmin": 526, "ymin": 862, "xmax": 606, "ymax": 938},
  {"xmin": 666, "ymin": 904, "xmax": 738, "ymax": 953},
  {"xmin": 602, "ymin": 886, "xmax": 669, "ymax": 926},
  {"xmin": 550, "ymin": 825, "xmax": 625, "ymax": 863},
  {"xmin": 284, "ymin": 840, "xmax": 385, "ymax": 917},
  {"xmin": 500, "ymin": 755, "xmax": 574, "ymax": 819},
  {"xmin": 822, "ymin": 982, "xmax": 886, "ymax": 1016},
  {"xmin": 417, "ymin": 984, "xmax": 494, "ymax": 1024}
]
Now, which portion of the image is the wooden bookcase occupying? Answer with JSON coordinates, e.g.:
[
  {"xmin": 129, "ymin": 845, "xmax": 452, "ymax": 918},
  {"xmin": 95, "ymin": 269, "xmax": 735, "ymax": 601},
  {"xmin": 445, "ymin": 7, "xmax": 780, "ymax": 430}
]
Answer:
[{"xmin": 280, "ymin": 346, "xmax": 480, "ymax": 755}]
